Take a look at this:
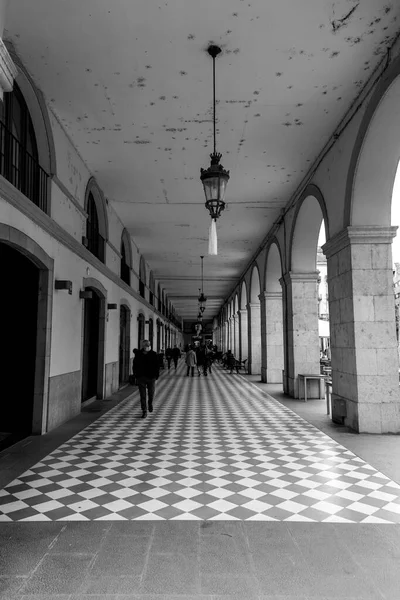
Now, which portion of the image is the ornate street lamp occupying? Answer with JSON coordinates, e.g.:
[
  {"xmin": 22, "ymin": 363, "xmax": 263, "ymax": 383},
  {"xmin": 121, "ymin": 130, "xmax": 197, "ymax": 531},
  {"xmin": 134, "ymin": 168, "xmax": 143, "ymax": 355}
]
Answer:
[{"xmin": 200, "ymin": 45, "xmax": 229, "ymax": 255}]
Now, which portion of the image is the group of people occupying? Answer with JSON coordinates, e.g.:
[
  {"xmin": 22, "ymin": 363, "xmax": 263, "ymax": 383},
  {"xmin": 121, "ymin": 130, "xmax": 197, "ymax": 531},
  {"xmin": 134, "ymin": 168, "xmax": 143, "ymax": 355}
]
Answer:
[
  {"xmin": 131, "ymin": 340, "xmax": 217, "ymax": 418},
  {"xmin": 185, "ymin": 342, "xmax": 214, "ymax": 377}
]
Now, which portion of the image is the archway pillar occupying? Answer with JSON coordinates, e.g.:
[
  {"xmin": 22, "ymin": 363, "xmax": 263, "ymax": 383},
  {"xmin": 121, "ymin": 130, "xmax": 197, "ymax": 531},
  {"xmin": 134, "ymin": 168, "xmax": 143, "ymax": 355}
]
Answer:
[
  {"xmin": 260, "ymin": 291, "xmax": 284, "ymax": 384},
  {"xmin": 247, "ymin": 302, "xmax": 261, "ymax": 375},
  {"xmin": 281, "ymin": 272, "xmax": 320, "ymax": 398},
  {"xmin": 323, "ymin": 226, "xmax": 400, "ymax": 433},
  {"xmin": 233, "ymin": 313, "xmax": 239, "ymax": 357},
  {"xmin": 238, "ymin": 309, "xmax": 248, "ymax": 362}
]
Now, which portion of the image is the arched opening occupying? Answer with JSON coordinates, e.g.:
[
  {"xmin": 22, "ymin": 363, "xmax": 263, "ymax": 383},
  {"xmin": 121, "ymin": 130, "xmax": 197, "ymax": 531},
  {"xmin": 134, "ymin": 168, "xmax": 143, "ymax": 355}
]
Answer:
[
  {"xmin": 84, "ymin": 179, "xmax": 108, "ymax": 263},
  {"xmin": 0, "ymin": 79, "xmax": 49, "ymax": 212},
  {"xmin": 137, "ymin": 313, "xmax": 145, "ymax": 348},
  {"xmin": 0, "ymin": 243, "xmax": 39, "ymax": 446},
  {"xmin": 149, "ymin": 271, "xmax": 155, "ymax": 306},
  {"xmin": 286, "ymin": 193, "xmax": 326, "ymax": 398},
  {"xmin": 239, "ymin": 281, "xmax": 248, "ymax": 361},
  {"xmin": 392, "ymin": 162, "xmax": 400, "ymax": 365},
  {"xmin": 248, "ymin": 265, "xmax": 261, "ymax": 375},
  {"xmin": 119, "ymin": 304, "xmax": 131, "ymax": 386},
  {"xmin": 139, "ymin": 257, "xmax": 146, "ymax": 298},
  {"xmin": 264, "ymin": 241, "xmax": 284, "ymax": 384},
  {"xmin": 81, "ymin": 285, "xmax": 106, "ymax": 403},
  {"xmin": 120, "ymin": 230, "xmax": 132, "ymax": 286}
]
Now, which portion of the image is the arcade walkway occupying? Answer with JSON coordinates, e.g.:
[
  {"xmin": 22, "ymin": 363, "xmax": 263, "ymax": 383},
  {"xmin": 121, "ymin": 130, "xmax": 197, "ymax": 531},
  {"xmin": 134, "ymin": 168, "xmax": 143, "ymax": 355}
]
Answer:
[{"xmin": 1, "ymin": 362, "xmax": 400, "ymax": 598}]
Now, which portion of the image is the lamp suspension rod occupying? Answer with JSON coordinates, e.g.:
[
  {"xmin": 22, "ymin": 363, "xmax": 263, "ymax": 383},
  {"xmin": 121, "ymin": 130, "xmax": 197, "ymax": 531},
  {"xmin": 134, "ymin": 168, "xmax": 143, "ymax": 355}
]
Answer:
[
  {"xmin": 212, "ymin": 54, "xmax": 216, "ymax": 155},
  {"xmin": 201, "ymin": 255, "xmax": 204, "ymax": 293}
]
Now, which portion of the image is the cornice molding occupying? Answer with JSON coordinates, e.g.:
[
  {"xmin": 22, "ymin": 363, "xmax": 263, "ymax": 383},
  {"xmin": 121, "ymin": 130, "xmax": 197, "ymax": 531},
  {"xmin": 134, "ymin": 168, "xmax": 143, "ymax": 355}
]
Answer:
[
  {"xmin": 0, "ymin": 175, "xmax": 180, "ymax": 328},
  {"xmin": 323, "ymin": 226, "xmax": 398, "ymax": 259},
  {"xmin": 0, "ymin": 38, "xmax": 18, "ymax": 98}
]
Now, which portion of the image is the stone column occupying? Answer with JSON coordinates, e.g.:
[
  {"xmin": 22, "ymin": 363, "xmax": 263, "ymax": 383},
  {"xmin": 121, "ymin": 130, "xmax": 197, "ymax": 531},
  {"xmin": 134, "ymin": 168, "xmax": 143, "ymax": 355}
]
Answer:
[
  {"xmin": 238, "ymin": 309, "xmax": 248, "ymax": 362},
  {"xmin": 260, "ymin": 291, "xmax": 284, "ymax": 383},
  {"xmin": 0, "ymin": 1, "xmax": 17, "ymax": 102},
  {"xmin": 233, "ymin": 314, "xmax": 240, "ymax": 357},
  {"xmin": 281, "ymin": 272, "xmax": 320, "ymax": 398},
  {"xmin": 259, "ymin": 292, "xmax": 268, "ymax": 382},
  {"xmin": 323, "ymin": 226, "xmax": 400, "ymax": 433},
  {"xmin": 247, "ymin": 302, "xmax": 261, "ymax": 375}
]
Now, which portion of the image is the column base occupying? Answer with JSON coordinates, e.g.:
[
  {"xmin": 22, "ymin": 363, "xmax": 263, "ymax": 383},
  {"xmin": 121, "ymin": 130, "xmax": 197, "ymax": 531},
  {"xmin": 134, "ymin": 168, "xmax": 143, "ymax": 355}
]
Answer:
[{"xmin": 333, "ymin": 395, "xmax": 400, "ymax": 433}]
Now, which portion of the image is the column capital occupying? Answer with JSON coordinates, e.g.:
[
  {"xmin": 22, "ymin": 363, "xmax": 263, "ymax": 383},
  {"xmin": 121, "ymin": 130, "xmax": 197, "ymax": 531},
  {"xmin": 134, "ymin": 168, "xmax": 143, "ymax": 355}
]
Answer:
[
  {"xmin": 238, "ymin": 308, "xmax": 247, "ymax": 315},
  {"xmin": 322, "ymin": 226, "xmax": 397, "ymax": 259},
  {"xmin": 0, "ymin": 39, "xmax": 17, "ymax": 101},
  {"xmin": 259, "ymin": 291, "xmax": 282, "ymax": 300},
  {"xmin": 247, "ymin": 302, "xmax": 261, "ymax": 310},
  {"xmin": 280, "ymin": 271, "xmax": 319, "ymax": 286}
]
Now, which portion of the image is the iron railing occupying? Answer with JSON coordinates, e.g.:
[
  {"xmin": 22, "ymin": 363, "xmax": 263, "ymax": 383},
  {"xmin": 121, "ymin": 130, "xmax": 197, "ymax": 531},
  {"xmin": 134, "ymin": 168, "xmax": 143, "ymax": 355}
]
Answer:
[{"xmin": 0, "ymin": 120, "xmax": 48, "ymax": 212}]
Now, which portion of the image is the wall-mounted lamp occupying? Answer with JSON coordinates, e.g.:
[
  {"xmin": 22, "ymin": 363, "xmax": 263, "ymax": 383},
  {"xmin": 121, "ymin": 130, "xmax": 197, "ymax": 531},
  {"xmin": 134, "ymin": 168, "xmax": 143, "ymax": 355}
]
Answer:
[
  {"xmin": 79, "ymin": 290, "xmax": 93, "ymax": 299},
  {"xmin": 55, "ymin": 280, "xmax": 73, "ymax": 295},
  {"xmin": 107, "ymin": 303, "xmax": 118, "ymax": 310}
]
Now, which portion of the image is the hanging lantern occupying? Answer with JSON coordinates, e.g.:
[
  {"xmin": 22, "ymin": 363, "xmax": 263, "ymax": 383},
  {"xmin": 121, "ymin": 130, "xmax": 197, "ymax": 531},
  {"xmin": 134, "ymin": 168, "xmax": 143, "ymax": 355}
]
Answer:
[{"xmin": 200, "ymin": 45, "xmax": 229, "ymax": 256}]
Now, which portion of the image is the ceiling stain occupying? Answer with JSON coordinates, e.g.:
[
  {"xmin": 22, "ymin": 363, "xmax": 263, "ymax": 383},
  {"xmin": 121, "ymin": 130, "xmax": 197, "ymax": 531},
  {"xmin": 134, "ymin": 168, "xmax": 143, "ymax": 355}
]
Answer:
[{"xmin": 331, "ymin": 3, "xmax": 359, "ymax": 33}]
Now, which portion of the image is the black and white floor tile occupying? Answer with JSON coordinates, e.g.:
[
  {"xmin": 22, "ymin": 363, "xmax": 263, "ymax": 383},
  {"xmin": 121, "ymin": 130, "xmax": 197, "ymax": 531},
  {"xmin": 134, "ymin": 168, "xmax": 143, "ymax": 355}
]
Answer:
[{"xmin": 1, "ymin": 362, "xmax": 400, "ymax": 522}]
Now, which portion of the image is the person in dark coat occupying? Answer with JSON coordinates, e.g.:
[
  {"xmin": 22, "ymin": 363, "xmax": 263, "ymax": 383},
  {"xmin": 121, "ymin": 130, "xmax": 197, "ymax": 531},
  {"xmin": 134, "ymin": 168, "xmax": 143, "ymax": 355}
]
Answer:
[
  {"xmin": 171, "ymin": 345, "xmax": 181, "ymax": 371},
  {"xmin": 132, "ymin": 339, "xmax": 160, "ymax": 418},
  {"xmin": 165, "ymin": 346, "xmax": 173, "ymax": 370}
]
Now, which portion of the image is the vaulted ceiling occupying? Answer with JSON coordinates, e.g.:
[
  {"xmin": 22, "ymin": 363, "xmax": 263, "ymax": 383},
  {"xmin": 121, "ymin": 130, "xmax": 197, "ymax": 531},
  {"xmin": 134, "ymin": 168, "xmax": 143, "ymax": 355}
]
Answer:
[{"xmin": 5, "ymin": 0, "xmax": 400, "ymax": 321}]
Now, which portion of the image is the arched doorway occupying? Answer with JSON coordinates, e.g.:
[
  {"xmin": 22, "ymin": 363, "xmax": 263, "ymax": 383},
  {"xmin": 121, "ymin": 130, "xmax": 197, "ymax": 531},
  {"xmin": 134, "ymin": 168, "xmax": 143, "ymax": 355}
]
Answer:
[
  {"xmin": 81, "ymin": 288, "xmax": 104, "ymax": 402},
  {"xmin": 0, "ymin": 242, "xmax": 39, "ymax": 443},
  {"xmin": 119, "ymin": 305, "xmax": 131, "ymax": 386},
  {"xmin": 156, "ymin": 319, "xmax": 161, "ymax": 352}
]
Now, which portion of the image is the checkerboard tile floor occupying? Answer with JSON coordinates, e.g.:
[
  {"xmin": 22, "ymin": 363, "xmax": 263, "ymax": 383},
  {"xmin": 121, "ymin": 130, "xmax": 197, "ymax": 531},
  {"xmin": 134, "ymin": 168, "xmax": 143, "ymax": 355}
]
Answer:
[{"xmin": 1, "ymin": 362, "xmax": 400, "ymax": 522}]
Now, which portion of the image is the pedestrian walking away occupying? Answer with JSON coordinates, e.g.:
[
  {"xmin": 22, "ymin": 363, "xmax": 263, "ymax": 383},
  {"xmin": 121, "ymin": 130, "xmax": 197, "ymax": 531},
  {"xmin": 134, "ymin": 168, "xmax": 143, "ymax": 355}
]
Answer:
[
  {"xmin": 132, "ymin": 339, "xmax": 160, "ymax": 418},
  {"xmin": 171, "ymin": 344, "xmax": 181, "ymax": 370},
  {"xmin": 165, "ymin": 346, "xmax": 173, "ymax": 370},
  {"xmin": 185, "ymin": 345, "xmax": 197, "ymax": 377}
]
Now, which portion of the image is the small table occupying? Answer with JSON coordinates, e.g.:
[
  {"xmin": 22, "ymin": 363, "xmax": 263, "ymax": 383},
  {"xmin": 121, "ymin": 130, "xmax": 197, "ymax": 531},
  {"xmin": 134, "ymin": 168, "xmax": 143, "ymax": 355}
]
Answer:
[{"xmin": 298, "ymin": 374, "xmax": 326, "ymax": 402}]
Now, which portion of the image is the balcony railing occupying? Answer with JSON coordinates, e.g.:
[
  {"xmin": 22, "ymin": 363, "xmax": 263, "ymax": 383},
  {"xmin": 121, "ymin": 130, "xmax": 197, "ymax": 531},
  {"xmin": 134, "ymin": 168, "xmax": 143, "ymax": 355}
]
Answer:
[{"xmin": 0, "ymin": 120, "xmax": 49, "ymax": 212}]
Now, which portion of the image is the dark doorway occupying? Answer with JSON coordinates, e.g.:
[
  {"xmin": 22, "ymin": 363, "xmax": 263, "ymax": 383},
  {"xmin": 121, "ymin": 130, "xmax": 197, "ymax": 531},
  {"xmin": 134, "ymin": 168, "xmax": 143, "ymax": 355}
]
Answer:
[
  {"xmin": 0, "ymin": 242, "xmax": 39, "ymax": 449},
  {"xmin": 119, "ymin": 305, "xmax": 130, "ymax": 385},
  {"xmin": 137, "ymin": 314, "xmax": 145, "ymax": 348},
  {"xmin": 81, "ymin": 289, "xmax": 101, "ymax": 402}
]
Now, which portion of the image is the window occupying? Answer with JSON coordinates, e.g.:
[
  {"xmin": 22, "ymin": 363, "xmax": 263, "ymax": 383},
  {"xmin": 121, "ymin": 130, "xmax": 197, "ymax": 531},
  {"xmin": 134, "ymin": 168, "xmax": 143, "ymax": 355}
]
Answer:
[
  {"xmin": 86, "ymin": 192, "xmax": 105, "ymax": 261},
  {"xmin": 120, "ymin": 241, "xmax": 130, "ymax": 285},
  {"xmin": 0, "ymin": 82, "xmax": 48, "ymax": 211}
]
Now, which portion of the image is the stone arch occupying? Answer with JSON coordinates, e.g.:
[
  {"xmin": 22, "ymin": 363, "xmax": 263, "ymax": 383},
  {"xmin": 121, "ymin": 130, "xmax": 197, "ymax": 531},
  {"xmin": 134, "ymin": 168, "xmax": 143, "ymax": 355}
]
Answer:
[
  {"xmin": 345, "ymin": 57, "xmax": 400, "ymax": 228},
  {"xmin": 249, "ymin": 264, "xmax": 261, "ymax": 303},
  {"xmin": 289, "ymin": 185, "xmax": 328, "ymax": 273},
  {"xmin": 6, "ymin": 43, "xmax": 57, "ymax": 178},
  {"xmin": 84, "ymin": 178, "xmax": 109, "ymax": 242},
  {"xmin": 265, "ymin": 239, "xmax": 284, "ymax": 293},
  {"xmin": 240, "ymin": 280, "xmax": 248, "ymax": 310},
  {"xmin": 0, "ymin": 224, "xmax": 53, "ymax": 434}
]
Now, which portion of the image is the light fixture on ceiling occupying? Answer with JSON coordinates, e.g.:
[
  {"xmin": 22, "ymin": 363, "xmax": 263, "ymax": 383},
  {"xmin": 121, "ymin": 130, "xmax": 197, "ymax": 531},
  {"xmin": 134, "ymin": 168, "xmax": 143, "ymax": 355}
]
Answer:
[
  {"xmin": 198, "ymin": 255, "xmax": 207, "ymax": 313},
  {"xmin": 200, "ymin": 44, "xmax": 230, "ymax": 256}
]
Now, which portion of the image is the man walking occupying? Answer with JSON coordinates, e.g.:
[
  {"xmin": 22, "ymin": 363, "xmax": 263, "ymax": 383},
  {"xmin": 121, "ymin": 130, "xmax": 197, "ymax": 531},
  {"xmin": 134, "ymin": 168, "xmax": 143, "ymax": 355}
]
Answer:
[
  {"xmin": 171, "ymin": 344, "xmax": 181, "ymax": 370},
  {"xmin": 132, "ymin": 339, "xmax": 160, "ymax": 418},
  {"xmin": 185, "ymin": 345, "xmax": 197, "ymax": 377}
]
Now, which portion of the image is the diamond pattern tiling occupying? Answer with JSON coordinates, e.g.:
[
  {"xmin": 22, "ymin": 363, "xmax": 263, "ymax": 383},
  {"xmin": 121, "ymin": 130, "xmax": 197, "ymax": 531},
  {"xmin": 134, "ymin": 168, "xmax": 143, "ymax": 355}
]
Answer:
[{"xmin": 1, "ymin": 362, "xmax": 400, "ymax": 522}]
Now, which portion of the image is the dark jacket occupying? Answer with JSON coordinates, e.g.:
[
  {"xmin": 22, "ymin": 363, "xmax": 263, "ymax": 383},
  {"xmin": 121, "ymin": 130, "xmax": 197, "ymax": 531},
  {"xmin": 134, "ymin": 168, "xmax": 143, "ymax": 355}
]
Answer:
[
  {"xmin": 171, "ymin": 347, "xmax": 181, "ymax": 359},
  {"xmin": 132, "ymin": 350, "xmax": 160, "ymax": 380}
]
